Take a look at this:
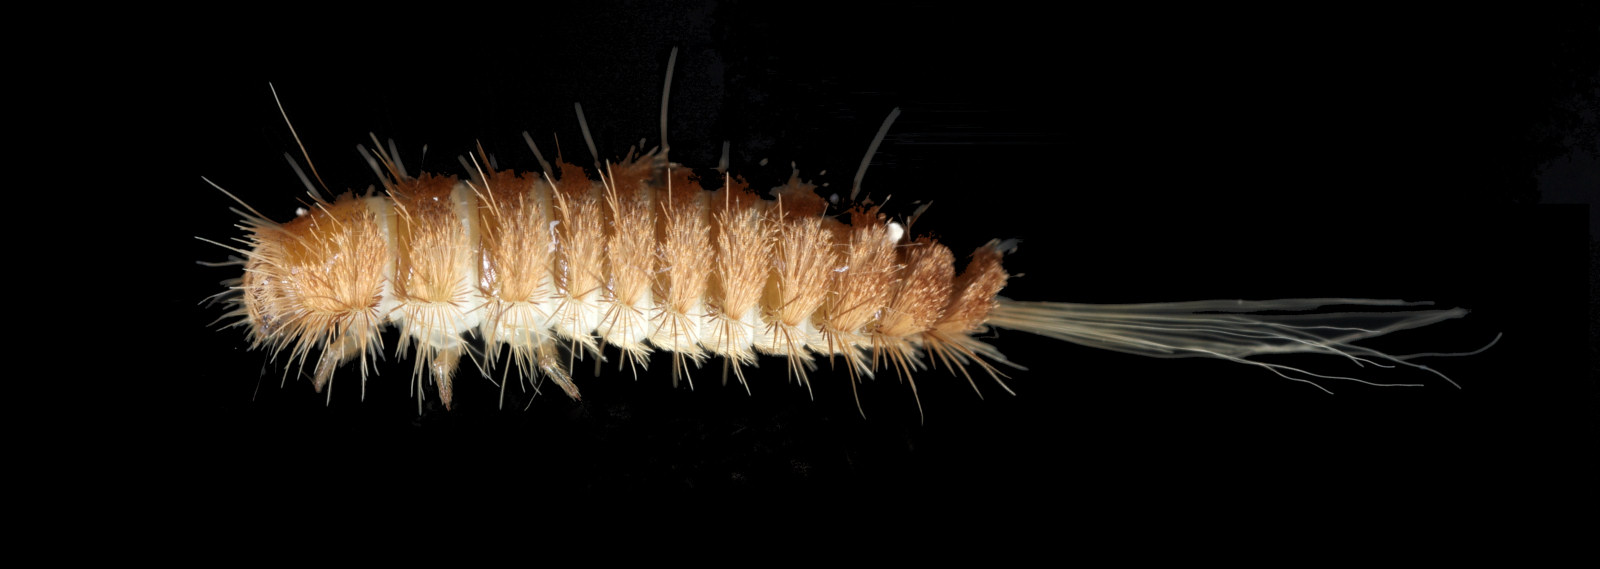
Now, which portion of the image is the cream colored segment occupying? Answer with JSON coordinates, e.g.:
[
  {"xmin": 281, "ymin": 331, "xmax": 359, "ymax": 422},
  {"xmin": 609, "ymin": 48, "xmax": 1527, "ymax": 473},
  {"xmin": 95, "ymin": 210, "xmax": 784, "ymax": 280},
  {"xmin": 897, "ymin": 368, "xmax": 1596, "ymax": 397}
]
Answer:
[
  {"xmin": 752, "ymin": 317, "xmax": 824, "ymax": 356},
  {"xmin": 551, "ymin": 287, "xmax": 604, "ymax": 347},
  {"xmin": 595, "ymin": 294, "xmax": 659, "ymax": 354},
  {"xmin": 650, "ymin": 300, "xmax": 707, "ymax": 354},
  {"xmin": 806, "ymin": 324, "xmax": 866, "ymax": 356},
  {"xmin": 366, "ymin": 194, "xmax": 402, "ymax": 327},
  {"xmin": 489, "ymin": 299, "xmax": 557, "ymax": 347},
  {"xmin": 700, "ymin": 309, "xmax": 762, "ymax": 364}
]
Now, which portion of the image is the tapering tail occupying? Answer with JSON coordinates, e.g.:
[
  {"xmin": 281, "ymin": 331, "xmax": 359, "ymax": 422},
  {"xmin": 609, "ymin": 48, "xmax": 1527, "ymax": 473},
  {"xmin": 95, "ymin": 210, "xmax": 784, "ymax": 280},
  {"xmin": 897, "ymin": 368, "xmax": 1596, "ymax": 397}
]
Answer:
[{"xmin": 986, "ymin": 298, "xmax": 1481, "ymax": 391}]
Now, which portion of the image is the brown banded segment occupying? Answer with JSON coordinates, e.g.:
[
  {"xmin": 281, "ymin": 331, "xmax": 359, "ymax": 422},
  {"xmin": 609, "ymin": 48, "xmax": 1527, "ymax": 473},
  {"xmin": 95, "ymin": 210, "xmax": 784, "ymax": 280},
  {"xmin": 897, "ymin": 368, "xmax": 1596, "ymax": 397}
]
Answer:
[
  {"xmin": 389, "ymin": 173, "xmax": 470, "ymax": 305},
  {"xmin": 768, "ymin": 217, "xmax": 838, "ymax": 331},
  {"xmin": 877, "ymin": 238, "xmax": 955, "ymax": 339},
  {"xmin": 603, "ymin": 154, "xmax": 659, "ymax": 311},
  {"xmin": 474, "ymin": 169, "xmax": 552, "ymax": 305},
  {"xmin": 935, "ymin": 243, "xmax": 1010, "ymax": 335},
  {"xmin": 707, "ymin": 178, "xmax": 772, "ymax": 337},
  {"xmin": 550, "ymin": 166, "xmax": 605, "ymax": 297},
  {"xmin": 822, "ymin": 213, "xmax": 897, "ymax": 338},
  {"xmin": 769, "ymin": 171, "xmax": 829, "ymax": 220},
  {"xmin": 655, "ymin": 170, "xmax": 714, "ymax": 344}
]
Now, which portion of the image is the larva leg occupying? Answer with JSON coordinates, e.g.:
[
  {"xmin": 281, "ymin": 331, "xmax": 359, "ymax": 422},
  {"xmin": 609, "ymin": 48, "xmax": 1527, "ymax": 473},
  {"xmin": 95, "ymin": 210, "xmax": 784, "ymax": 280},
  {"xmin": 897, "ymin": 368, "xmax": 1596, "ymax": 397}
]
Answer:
[{"xmin": 309, "ymin": 326, "xmax": 376, "ymax": 399}]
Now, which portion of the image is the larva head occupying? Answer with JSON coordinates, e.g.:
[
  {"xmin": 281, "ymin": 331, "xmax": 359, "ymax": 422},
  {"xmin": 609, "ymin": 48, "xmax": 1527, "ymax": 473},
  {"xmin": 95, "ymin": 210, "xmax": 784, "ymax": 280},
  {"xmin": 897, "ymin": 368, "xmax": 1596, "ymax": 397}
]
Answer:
[{"xmin": 240, "ymin": 192, "xmax": 390, "ymax": 392}]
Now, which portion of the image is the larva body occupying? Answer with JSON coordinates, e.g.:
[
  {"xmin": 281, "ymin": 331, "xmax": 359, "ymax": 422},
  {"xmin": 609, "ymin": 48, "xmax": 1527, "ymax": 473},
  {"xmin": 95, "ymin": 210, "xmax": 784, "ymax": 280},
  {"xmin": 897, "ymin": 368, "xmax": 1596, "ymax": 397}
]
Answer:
[
  {"xmin": 185, "ymin": 8, "xmax": 1591, "ymax": 512},
  {"xmin": 206, "ymin": 46, "xmax": 1481, "ymax": 417}
]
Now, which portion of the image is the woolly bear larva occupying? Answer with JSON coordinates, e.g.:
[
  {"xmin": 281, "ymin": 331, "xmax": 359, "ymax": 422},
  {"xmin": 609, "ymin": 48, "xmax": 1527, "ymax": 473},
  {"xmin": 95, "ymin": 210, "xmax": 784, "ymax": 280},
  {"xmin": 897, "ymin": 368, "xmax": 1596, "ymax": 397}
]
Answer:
[{"xmin": 200, "ymin": 49, "xmax": 1488, "ymax": 415}]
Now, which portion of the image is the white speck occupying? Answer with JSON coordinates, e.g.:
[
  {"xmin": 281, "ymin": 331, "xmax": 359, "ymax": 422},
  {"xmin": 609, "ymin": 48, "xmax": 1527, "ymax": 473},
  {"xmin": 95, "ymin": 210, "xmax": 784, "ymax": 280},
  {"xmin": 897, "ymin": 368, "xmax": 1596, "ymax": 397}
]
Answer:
[{"xmin": 886, "ymin": 222, "xmax": 905, "ymax": 244}]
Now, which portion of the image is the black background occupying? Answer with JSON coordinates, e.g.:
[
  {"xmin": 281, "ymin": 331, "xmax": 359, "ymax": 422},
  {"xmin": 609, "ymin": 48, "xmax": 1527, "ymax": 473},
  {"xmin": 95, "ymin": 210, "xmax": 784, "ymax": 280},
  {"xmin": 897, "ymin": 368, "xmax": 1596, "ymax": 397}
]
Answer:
[{"xmin": 164, "ymin": 3, "xmax": 1592, "ymax": 524}]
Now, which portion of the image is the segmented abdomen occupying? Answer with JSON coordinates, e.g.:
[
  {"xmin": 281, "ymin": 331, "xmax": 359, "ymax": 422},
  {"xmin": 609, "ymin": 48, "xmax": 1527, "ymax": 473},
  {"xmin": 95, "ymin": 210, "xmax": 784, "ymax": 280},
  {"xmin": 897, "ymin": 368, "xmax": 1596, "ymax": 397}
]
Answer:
[{"xmin": 234, "ymin": 148, "xmax": 1011, "ymax": 410}]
